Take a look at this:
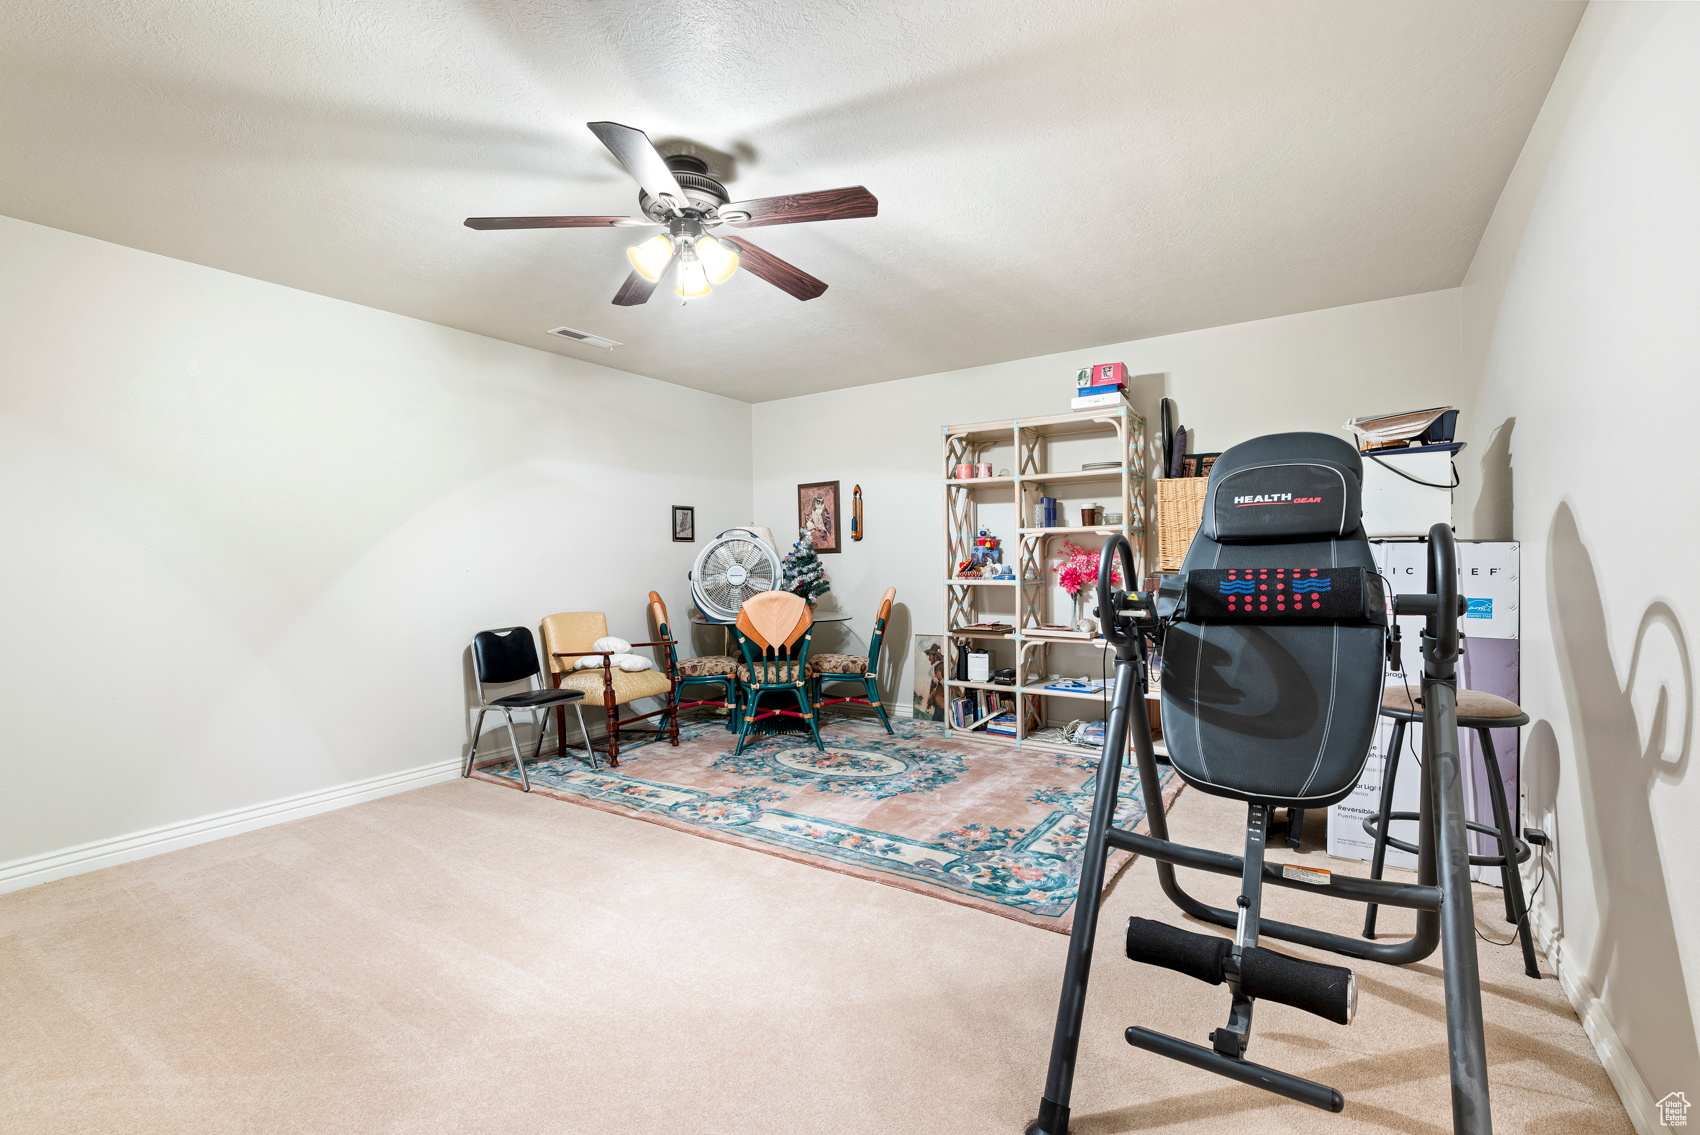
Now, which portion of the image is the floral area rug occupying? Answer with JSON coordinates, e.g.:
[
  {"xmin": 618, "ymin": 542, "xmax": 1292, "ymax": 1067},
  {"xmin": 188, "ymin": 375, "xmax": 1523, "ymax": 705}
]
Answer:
[{"xmin": 469, "ymin": 716, "xmax": 1182, "ymax": 933}]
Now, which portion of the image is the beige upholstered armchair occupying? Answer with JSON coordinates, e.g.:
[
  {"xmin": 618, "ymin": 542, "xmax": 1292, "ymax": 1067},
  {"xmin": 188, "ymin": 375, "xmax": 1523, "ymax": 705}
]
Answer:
[{"xmin": 541, "ymin": 611, "xmax": 677, "ymax": 767}]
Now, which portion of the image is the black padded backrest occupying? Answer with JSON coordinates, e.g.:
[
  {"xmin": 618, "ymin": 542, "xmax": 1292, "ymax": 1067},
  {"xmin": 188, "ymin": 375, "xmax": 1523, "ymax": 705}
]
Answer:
[
  {"xmin": 472, "ymin": 627, "xmax": 542, "ymax": 685},
  {"xmin": 1202, "ymin": 432, "xmax": 1362, "ymax": 543},
  {"xmin": 1159, "ymin": 433, "xmax": 1384, "ymax": 809}
]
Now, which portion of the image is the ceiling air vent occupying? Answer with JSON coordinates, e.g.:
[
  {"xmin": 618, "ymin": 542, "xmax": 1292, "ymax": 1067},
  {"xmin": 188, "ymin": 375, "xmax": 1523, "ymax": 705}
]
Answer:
[{"xmin": 547, "ymin": 326, "xmax": 621, "ymax": 350}]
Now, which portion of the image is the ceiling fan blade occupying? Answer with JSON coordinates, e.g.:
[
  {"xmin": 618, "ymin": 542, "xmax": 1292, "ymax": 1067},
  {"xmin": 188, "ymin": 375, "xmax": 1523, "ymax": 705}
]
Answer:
[
  {"xmin": 587, "ymin": 121, "xmax": 689, "ymax": 212},
  {"xmin": 611, "ymin": 251, "xmax": 678, "ymax": 306},
  {"xmin": 464, "ymin": 216, "xmax": 658, "ymax": 229},
  {"xmin": 719, "ymin": 186, "xmax": 877, "ymax": 228},
  {"xmin": 717, "ymin": 235, "xmax": 827, "ymax": 301}
]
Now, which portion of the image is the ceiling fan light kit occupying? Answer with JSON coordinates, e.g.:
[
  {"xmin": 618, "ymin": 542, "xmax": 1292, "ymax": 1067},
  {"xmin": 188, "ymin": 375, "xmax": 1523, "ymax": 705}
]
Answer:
[
  {"xmin": 626, "ymin": 233, "xmax": 674, "ymax": 282},
  {"xmin": 675, "ymin": 250, "xmax": 712, "ymax": 299},
  {"xmin": 696, "ymin": 236, "xmax": 738, "ymax": 284},
  {"xmin": 466, "ymin": 121, "xmax": 877, "ymax": 307}
]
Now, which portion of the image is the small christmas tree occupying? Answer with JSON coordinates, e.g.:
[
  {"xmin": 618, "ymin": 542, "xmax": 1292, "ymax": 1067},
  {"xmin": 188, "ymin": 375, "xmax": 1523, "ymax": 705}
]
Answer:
[{"xmin": 782, "ymin": 528, "xmax": 832, "ymax": 605}]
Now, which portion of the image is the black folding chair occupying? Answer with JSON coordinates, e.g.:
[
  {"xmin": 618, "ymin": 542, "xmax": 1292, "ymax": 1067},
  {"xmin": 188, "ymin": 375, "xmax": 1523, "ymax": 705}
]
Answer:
[
  {"xmin": 1030, "ymin": 433, "xmax": 1497, "ymax": 1135},
  {"xmin": 464, "ymin": 626, "xmax": 595, "ymax": 792}
]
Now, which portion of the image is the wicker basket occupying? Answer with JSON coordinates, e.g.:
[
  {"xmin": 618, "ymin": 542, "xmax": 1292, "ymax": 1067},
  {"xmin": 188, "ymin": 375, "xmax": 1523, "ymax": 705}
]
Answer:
[{"xmin": 1155, "ymin": 478, "xmax": 1210, "ymax": 572}]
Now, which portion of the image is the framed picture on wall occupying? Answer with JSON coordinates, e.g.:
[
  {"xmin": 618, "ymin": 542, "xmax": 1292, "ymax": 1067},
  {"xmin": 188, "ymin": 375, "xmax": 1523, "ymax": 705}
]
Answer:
[
  {"xmin": 913, "ymin": 635, "xmax": 946, "ymax": 722},
  {"xmin": 672, "ymin": 506, "xmax": 695, "ymax": 542},
  {"xmin": 797, "ymin": 480, "xmax": 841, "ymax": 553}
]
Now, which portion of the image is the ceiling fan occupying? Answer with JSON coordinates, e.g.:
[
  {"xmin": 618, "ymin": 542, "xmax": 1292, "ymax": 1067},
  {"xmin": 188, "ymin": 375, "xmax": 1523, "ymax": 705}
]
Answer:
[{"xmin": 465, "ymin": 121, "xmax": 878, "ymax": 306}]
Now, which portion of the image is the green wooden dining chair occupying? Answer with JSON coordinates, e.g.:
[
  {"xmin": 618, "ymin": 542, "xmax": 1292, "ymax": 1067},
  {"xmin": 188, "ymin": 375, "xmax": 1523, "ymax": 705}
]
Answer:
[
  {"xmin": 732, "ymin": 590, "xmax": 823, "ymax": 755},
  {"xmin": 809, "ymin": 586, "xmax": 895, "ymax": 733},
  {"xmin": 649, "ymin": 591, "xmax": 739, "ymax": 733}
]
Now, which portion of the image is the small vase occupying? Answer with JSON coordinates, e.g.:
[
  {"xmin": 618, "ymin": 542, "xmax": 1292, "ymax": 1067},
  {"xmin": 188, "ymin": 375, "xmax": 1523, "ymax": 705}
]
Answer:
[{"xmin": 1071, "ymin": 592, "xmax": 1089, "ymax": 632}]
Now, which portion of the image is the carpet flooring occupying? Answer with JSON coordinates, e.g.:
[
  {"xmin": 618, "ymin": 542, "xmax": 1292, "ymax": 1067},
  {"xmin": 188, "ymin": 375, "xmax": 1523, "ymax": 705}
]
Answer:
[
  {"xmin": 468, "ymin": 717, "xmax": 1181, "ymax": 932},
  {"xmin": 0, "ymin": 771, "xmax": 1630, "ymax": 1134}
]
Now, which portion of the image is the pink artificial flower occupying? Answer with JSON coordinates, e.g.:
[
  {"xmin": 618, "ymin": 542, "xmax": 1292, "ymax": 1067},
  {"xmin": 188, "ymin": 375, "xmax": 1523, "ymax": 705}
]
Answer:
[{"xmin": 1052, "ymin": 541, "xmax": 1122, "ymax": 597}]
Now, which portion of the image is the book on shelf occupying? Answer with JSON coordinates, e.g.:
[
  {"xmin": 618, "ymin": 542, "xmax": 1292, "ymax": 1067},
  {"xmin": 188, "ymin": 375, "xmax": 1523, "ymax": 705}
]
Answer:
[
  {"xmin": 1039, "ymin": 495, "xmax": 1058, "ymax": 527},
  {"xmin": 985, "ymin": 712, "xmax": 1019, "ymax": 737},
  {"xmin": 950, "ymin": 688, "xmax": 1020, "ymax": 730},
  {"xmin": 954, "ymin": 622, "xmax": 1013, "ymax": 635}
]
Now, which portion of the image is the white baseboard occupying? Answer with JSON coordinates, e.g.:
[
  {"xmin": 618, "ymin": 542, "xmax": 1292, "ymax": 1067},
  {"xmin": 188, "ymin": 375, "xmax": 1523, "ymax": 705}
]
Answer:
[
  {"xmin": 0, "ymin": 758, "xmax": 462, "ymax": 895},
  {"xmin": 0, "ymin": 702, "xmax": 930, "ymax": 896},
  {"xmin": 1529, "ymin": 874, "xmax": 1657, "ymax": 1133}
]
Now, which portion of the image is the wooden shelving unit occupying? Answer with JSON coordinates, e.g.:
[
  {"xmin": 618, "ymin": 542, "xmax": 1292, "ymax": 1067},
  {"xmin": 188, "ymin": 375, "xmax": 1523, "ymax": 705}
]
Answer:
[{"xmin": 940, "ymin": 407, "xmax": 1148, "ymax": 752}]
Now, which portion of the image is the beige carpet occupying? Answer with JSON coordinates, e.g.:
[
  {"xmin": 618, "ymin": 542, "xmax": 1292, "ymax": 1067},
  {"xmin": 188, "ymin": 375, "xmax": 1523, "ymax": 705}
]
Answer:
[{"xmin": 0, "ymin": 775, "xmax": 1630, "ymax": 1134}]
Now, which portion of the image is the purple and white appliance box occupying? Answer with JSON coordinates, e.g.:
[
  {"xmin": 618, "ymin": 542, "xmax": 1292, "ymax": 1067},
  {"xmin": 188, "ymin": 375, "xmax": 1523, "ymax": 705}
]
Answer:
[{"xmin": 1327, "ymin": 540, "xmax": 1520, "ymax": 886}]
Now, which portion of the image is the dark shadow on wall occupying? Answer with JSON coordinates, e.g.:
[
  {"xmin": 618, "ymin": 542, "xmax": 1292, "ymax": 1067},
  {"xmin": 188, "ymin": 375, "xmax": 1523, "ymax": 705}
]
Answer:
[
  {"xmin": 879, "ymin": 602, "xmax": 913, "ymax": 709},
  {"xmin": 1473, "ymin": 417, "xmax": 1515, "ymax": 541},
  {"xmin": 1521, "ymin": 719, "xmax": 1566, "ymax": 932},
  {"xmin": 1548, "ymin": 501, "xmax": 1696, "ymax": 1098}
]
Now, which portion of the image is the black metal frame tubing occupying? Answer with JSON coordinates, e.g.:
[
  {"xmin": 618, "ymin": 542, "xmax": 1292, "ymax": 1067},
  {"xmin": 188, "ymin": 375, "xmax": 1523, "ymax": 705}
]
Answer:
[{"xmin": 1027, "ymin": 527, "xmax": 1493, "ymax": 1135}]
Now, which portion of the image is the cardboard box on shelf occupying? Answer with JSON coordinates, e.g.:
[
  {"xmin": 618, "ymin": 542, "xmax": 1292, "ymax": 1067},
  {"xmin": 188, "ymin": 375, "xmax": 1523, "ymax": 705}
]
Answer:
[
  {"xmin": 1076, "ymin": 362, "xmax": 1128, "ymax": 388},
  {"xmin": 1070, "ymin": 390, "xmax": 1129, "ymax": 412}
]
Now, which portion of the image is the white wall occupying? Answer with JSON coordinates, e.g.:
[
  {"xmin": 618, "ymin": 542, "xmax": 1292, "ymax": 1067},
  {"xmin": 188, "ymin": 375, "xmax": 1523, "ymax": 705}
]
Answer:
[
  {"xmin": 1454, "ymin": 4, "xmax": 1700, "ymax": 1124},
  {"xmin": 0, "ymin": 215, "xmax": 752, "ymax": 879},
  {"xmin": 752, "ymin": 289, "xmax": 1461, "ymax": 709}
]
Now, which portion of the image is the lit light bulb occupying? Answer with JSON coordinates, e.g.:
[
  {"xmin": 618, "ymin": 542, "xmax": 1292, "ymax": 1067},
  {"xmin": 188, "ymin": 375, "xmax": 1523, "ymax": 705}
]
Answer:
[
  {"xmin": 696, "ymin": 235, "xmax": 739, "ymax": 284},
  {"xmin": 626, "ymin": 234, "xmax": 674, "ymax": 282},
  {"xmin": 675, "ymin": 256, "xmax": 712, "ymax": 298}
]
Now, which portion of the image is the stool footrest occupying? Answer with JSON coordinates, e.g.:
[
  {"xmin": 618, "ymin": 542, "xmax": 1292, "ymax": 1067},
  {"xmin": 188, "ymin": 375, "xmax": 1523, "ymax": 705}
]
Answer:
[{"xmin": 1364, "ymin": 811, "xmax": 1530, "ymax": 866}]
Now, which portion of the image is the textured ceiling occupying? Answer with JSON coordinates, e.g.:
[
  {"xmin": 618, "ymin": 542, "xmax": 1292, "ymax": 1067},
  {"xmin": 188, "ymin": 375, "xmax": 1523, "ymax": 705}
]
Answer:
[{"xmin": 0, "ymin": 0, "xmax": 1582, "ymax": 402}]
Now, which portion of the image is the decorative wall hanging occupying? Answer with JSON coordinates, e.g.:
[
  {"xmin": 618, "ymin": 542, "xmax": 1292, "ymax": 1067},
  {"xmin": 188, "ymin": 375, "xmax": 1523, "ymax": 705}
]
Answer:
[
  {"xmin": 797, "ymin": 480, "xmax": 841, "ymax": 553},
  {"xmin": 851, "ymin": 484, "xmax": 864, "ymax": 541},
  {"xmin": 672, "ymin": 505, "xmax": 695, "ymax": 542}
]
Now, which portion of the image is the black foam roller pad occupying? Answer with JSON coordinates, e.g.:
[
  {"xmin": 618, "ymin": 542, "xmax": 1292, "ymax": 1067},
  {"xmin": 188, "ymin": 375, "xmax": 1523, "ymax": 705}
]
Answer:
[
  {"xmin": 1125, "ymin": 918, "xmax": 1230, "ymax": 986},
  {"xmin": 1184, "ymin": 567, "xmax": 1387, "ymax": 625},
  {"xmin": 1239, "ymin": 946, "xmax": 1356, "ymax": 1025}
]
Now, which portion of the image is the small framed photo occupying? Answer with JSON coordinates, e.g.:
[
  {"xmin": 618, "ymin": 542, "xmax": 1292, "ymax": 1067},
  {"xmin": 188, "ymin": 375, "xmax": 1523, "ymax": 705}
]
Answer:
[
  {"xmin": 672, "ymin": 506, "xmax": 695, "ymax": 542},
  {"xmin": 797, "ymin": 480, "xmax": 841, "ymax": 553}
]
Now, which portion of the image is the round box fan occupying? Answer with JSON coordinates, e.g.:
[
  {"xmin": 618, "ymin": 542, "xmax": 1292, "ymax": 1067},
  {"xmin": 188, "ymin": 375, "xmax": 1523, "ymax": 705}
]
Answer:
[{"xmin": 690, "ymin": 529, "xmax": 782, "ymax": 621}]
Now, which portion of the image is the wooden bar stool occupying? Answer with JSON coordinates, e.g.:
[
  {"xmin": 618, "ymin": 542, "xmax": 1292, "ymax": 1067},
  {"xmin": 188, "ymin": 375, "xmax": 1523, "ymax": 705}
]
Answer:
[{"xmin": 1362, "ymin": 685, "xmax": 1540, "ymax": 978}]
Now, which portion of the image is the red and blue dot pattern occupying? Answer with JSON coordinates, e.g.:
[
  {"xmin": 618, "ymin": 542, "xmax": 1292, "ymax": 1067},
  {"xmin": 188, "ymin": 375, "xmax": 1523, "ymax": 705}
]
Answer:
[{"xmin": 1220, "ymin": 568, "xmax": 1329, "ymax": 614}]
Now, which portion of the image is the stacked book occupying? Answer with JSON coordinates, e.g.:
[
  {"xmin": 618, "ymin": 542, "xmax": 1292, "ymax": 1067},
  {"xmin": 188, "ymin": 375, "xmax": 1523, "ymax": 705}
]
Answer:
[
  {"xmin": 1072, "ymin": 361, "xmax": 1131, "ymax": 412},
  {"xmin": 951, "ymin": 688, "xmax": 1019, "ymax": 729}
]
